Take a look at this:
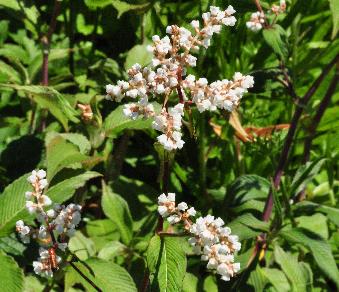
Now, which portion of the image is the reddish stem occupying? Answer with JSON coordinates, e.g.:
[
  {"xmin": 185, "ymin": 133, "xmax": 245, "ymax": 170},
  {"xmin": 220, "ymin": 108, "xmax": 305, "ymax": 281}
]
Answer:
[
  {"xmin": 296, "ymin": 69, "xmax": 338, "ymax": 201},
  {"xmin": 262, "ymin": 54, "xmax": 338, "ymax": 222}
]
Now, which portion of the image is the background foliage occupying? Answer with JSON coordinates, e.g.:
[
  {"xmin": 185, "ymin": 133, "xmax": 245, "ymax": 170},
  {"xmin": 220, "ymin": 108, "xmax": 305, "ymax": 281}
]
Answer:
[{"xmin": 0, "ymin": 0, "xmax": 338, "ymax": 291}]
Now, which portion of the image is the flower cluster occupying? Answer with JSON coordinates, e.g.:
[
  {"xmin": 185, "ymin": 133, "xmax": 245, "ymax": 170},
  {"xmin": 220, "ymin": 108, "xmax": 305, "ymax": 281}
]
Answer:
[
  {"xmin": 105, "ymin": 6, "xmax": 254, "ymax": 151},
  {"xmin": 246, "ymin": 11, "xmax": 265, "ymax": 32},
  {"xmin": 157, "ymin": 193, "xmax": 241, "ymax": 281},
  {"xmin": 16, "ymin": 170, "xmax": 82, "ymax": 277},
  {"xmin": 152, "ymin": 103, "xmax": 185, "ymax": 150},
  {"xmin": 157, "ymin": 193, "xmax": 196, "ymax": 229},
  {"xmin": 183, "ymin": 73, "xmax": 254, "ymax": 113},
  {"xmin": 247, "ymin": 0, "xmax": 286, "ymax": 32}
]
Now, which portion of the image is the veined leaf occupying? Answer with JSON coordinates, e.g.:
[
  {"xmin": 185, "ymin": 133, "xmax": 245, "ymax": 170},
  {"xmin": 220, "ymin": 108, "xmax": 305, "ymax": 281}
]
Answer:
[
  {"xmin": 229, "ymin": 213, "xmax": 270, "ymax": 232},
  {"xmin": 101, "ymin": 181, "xmax": 133, "ymax": 245},
  {"xmin": 45, "ymin": 171, "xmax": 101, "ymax": 203},
  {"xmin": 0, "ymin": 174, "xmax": 31, "ymax": 237},
  {"xmin": 104, "ymin": 102, "xmax": 160, "ymax": 138},
  {"xmin": 262, "ymin": 24, "xmax": 288, "ymax": 60},
  {"xmin": 113, "ymin": 1, "xmax": 151, "ymax": 19},
  {"xmin": 329, "ymin": 0, "xmax": 339, "ymax": 39},
  {"xmin": 124, "ymin": 43, "xmax": 152, "ymax": 70},
  {"xmin": 147, "ymin": 235, "xmax": 187, "ymax": 292},
  {"xmin": 248, "ymin": 266, "xmax": 267, "ymax": 292},
  {"xmin": 0, "ymin": 84, "xmax": 79, "ymax": 130},
  {"xmin": 279, "ymin": 228, "xmax": 339, "ymax": 287},
  {"xmin": 274, "ymin": 245, "xmax": 312, "ymax": 291},
  {"xmin": 69, "ymin": 231, "xmax": 96, "ymax": 261},
  {"xmin": 293, "ymin": 200, "xmax": 339, "ymax": 227},
  {"xmin": 290, "ymin": 159, "xmax": 326, "ymax": 197},
  {"xmin": 46, "ymin": 136, "xmax": 90, "ymax": 181},
  {"xmin": 261, "ymin": 267, "xmax": 290, "ymax": 292},
  {"xmin": 46, "ymin": 132, "xmax": 91, "ymax": 155},
  {"xmin": 0, "ymin": 251, "xmax": 24, "ymax": 292},
  {"xmin": 0, "ymin": 171, "xmax": 100, "ymax": 237},
  {"xmin": 65, "ymin": 258, "xmax": 137, "ymax": 291},
  {"xmin": 227, "ymin": 175, "xmax": 270, "ymax": 204}
]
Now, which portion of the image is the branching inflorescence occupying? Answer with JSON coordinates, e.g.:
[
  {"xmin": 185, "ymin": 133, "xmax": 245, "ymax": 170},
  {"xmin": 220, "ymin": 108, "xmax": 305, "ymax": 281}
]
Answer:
[
  {"xmin": 16, "ymin": 170, "xmax": 82, "ymax": 277},
  {"xmin": 158, "ymin": 193, "xmax": 241, "ymax": 281},
  {"xmin": 106, "ymin": 5, "xmax": 254, "ymax": 151},
  {"xmin": 247, "ymin": 0, "xmax": 286, "ymax": 31}
]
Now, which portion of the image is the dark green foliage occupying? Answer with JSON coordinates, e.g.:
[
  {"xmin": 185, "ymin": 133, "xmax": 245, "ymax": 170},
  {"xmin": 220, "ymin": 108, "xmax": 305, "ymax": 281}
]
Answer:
[{"xmin": 0, "ymin": 0, "xmax": 338, "ymax": 291}]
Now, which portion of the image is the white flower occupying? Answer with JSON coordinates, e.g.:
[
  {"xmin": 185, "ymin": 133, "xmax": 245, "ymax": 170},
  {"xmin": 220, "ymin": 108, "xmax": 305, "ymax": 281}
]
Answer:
[
  {"xmin": 25, "ymin": 191, "xmax": 33, "ymax": 200},
  {"xmin": 246, "ymin": 11, "xmax": 265, "ymax": 32},
  {"xmin": 191, "ymin": 20, "xmax": 199, "ymax": 29},
  {"xmin": 40, "ymin": 195, "xmax": 52, "ymax": 206},
  {"xmin": 177, "ymin": 202, "xmax": 188, "ymax": 211},
  {"xmin": 26, "ymin": 201, "xmax": 37, "ymax": 214},
  {"xmin": 167, "ymin": 214, "xmax": 181, "ymax": 224},
  {"xmin": 187, "ymin": 207, "xmax": 196, "ymax": 216},
  {"xmin": 157, "ymin": 193, "xmax": 176, "ymax": 217}
]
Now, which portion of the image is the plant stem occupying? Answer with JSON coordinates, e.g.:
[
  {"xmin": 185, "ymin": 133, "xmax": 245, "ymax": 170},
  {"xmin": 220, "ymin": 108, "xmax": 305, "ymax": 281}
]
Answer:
[
  {"xmin": 141, "ymin": 149, "xmax": 171, "ymax": 292},
  {"xmin": 39, "ymin": 0, "xmax": 62, "ymax": 131},
  {"xmin": 296, "ymin": 69, "xmax": 338, "ymax": 201},
  {"xmin": 198, "ymin": 113, "xmax": 208, "ymax": 204},
  {"xmin": 69, "ymin": 261, "xmax": 102, "ymax": 292},
  {"xmin": 262, "ymin": 54, "xmax": 338, "ymax": 222},
  {"xmin": 253, "ymin": 0, "xmax": 268, "ymax": 27}
]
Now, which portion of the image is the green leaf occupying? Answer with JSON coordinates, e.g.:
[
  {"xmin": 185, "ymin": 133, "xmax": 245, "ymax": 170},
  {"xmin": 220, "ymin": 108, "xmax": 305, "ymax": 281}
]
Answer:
[
  {"xmin": 0, "ymin": 251, "xmax": 24, "ymax": 292},
  {"xmin": 279, "ymin": 228, "xmax": 339, "ymax": 287},
  {"xmin": 69, "ymin": 231, "xmax": 96, "ymax": 261},
  {"xmin": 98, "ymin": 241, "xmax": 126, "ymax": 260},
  {"xmin": 290, "ymin": 159, "xmax": 326, "ymax": 197},
  {"xmin": 86, "ymin": 219, "xmax": 120, "ymax": 250},
  {"xmin": 0, "ymin": 84, "xmax": 79, "ymax": 130},
  {"xmin": 0, "ymin": 171, "xmax": 100, "ymax": 237},
  {"xmin": 0, "ymin": 60, "xmax": 21, "ymax": 83},
  {"xmin": 46, "ymin": 136, "xmax": 90, "ymax": 181},
  {"xmin": 104, "ymin": 102, "xmax": 160, "ymax": 137},
  {"xmin": 274, "ymin": 245, "xmax": 312, "ymax": 291},
  {"xmin": 29, "ymin": 48, "xmax": 71, "ymax": 81},
  {"xmin": 248, "ymin": 266, "xmax": 267, "ymax": 292},
  {"xmin": 46, "ymin": 171, "xmax": 102, "ymax": 203},
  {"xmin": 24, "ymin": 275, "xmax": 44, "ymax": 292},
  {"xmin": 182, "ymin": 273, "xmax": 198, "ymax": 292},
  {"xmin": 124, "ymin": 44, "xmax": 152, "ymax": 70},
  {"xmin": 84, "ymin": 0, "xmax": 113, "ymax": 9},
  {"xmin": 0, "ymin": 173, "xmax": 31, "ymax": 237},
  {"xmin": 262, "ymin": 24, "xmax": 288, "ymax": 60},
  {"xmin": 0, "ymin": 20, "xmax": 9, "ymax": 45},
  {"xmin": 295, "ymin": 213, "xmax": 328, "ymax": 239},
  {"xmin": 113, "ymin": 0, "xmax": 151, "ymax": 19},
  {"xmin": 229, "ymin": 213, "xmax": 270, "ymax": 232},
  {"xmin": 147, "ymin": 235, "xmax": 187, "ymax": 292},
  {"xmin": 0, "ymin": 234, "xmax": 26, "ymax": 256},
  {"xmin": 46, "ymin": 132, "xmax": 91, "ymax": 154},
  {"xmin": 261, "ymin": 268, "xmax": 290, "ymax": 292},
  {"xmin": 0, "ymin": 0, "xmax": 20, "ymax": 10},
  {"xmin": 227, "ymin": 175, "xmax": 270, "ymax": 204},
  {"xmin": 0, "ymin": 44, "xmax": 29, "ymax": 64},
  {"xmin": 329, "ymin": 0, "xmax": 339, "ymax": 38},
  {"xmin": 65, "ymin": 258, "xmax": 137, "ymax": 292},
  {"xmin": 101, "ymin": 181, "xmax": 133, "ymax": 244},
  {"xmin": 293, "ymin": 200, "xmax": 339, "ymax": 227},
  {"xmin": 203, "ymin": 275, "xmax": 218, "ymax": 292}
]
